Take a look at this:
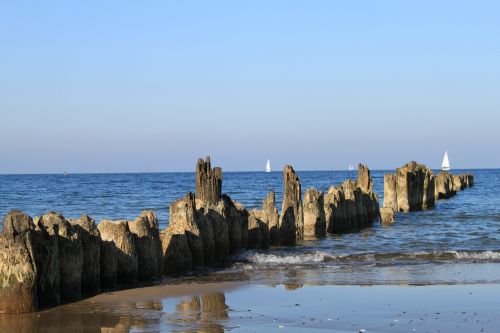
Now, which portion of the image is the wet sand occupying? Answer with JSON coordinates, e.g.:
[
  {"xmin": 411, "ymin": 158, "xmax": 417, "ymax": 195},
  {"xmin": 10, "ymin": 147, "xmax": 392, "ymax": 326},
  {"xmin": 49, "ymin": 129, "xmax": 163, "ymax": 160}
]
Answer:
[{"xmin": 2, "ymin": 280, "xmax": 500, "ymax": 332}]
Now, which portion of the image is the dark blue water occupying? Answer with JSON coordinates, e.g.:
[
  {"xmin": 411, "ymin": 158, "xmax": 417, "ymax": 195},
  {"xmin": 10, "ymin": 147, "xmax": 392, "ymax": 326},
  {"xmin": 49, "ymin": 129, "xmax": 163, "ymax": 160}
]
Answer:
[
  {"xmin": 2, "ymin": 169, "xmax": 499, "ymax": 284},
  {"xmin": 0, "ymin": 170, "xmax": 366, "ymax": 228}
]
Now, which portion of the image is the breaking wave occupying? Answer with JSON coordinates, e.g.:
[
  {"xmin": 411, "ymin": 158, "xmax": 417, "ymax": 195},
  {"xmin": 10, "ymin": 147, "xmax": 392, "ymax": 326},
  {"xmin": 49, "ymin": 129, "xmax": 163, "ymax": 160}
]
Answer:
[
  {"xmin": 233, "ymin": 249, "xmax": 500, "ymax": 267},
  {"xmin": 235, "ymin": 251, "xmax": 332, "ymax": 265}
]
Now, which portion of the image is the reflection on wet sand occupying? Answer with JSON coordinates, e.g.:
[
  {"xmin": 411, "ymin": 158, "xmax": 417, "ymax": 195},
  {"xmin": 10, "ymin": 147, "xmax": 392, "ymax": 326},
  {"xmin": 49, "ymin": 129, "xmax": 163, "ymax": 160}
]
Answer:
[
  {"xmin": 0, "ymin": 300, "xmax": 164, "ymax": 333},
  {"xmin": 3, "ymin": 270, "xmax": 500, "ymax": 333},
  {"xmin": 0, "ymin": 291, "xmax": 228, "ymax": 333},
  {"xmin": 166, "ymin": 292, "xmax": 229, "ymax": 332},
  {"xmin": 8, "ymin": 262, "xmax": 496, "ymax": 333},
  {"xmin": 10, "ymin": 262, "xmax": 480, "ymax": 333}
]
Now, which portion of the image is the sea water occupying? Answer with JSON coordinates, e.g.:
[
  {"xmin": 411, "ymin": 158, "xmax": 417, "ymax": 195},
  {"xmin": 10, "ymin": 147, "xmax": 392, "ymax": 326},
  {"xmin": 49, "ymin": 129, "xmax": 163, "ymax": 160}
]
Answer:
[{"xmin": 1, "ymin": 169, "xmax": 499, "ymax": 285}]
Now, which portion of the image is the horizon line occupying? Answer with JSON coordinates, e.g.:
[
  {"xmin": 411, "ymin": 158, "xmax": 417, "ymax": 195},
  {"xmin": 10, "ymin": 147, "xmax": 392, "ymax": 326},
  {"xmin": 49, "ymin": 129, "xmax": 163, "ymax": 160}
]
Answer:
[{"xmin": 0, "ymin": 167, "xmax": 492, "ymax": 176}]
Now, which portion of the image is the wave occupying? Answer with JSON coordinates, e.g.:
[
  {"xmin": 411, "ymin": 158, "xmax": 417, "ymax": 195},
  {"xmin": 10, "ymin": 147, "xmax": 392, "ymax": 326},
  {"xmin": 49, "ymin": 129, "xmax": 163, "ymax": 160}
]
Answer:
[
  {"xmin": 235, "ymin": 251, "xmax": 333, "ymax": 265},
  {"xmin": 233, "ymin": 249, "xmax": 500, "ymax": 267},
  {"xmin": 452, "ymin": 250, "xmax": 500, "ymax": 260}
]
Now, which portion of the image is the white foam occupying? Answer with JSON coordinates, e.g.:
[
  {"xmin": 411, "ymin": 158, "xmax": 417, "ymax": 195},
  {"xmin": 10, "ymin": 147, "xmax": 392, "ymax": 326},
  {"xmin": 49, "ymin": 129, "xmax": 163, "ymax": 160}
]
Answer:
[
  {"xmin": 450, "ymin": 250, "xmax": 500, "ymax": 260},
  {"xmin": 238, "ymin": 250, "xmax": 333, "ymax": 265},
  {"xmin": 233, "ymin": 249, "xmax": 500, "ymax": 266}
]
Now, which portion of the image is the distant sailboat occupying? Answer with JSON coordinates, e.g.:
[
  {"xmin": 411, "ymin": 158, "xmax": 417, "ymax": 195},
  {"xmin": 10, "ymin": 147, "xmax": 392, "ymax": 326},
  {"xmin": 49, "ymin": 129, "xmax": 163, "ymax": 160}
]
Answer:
[
  {"xmin": 348, "ymin": 163, "xmax": 354, "ymax": 171},
  {"xmin": 266, "ymin": 160, "xmax": 271, "ymax": 173},
  {"xmin": 64, "ymin": 171, "xmax": 68, "ymax": 176},
  {"xmin": 441, "ymin": 150, "xmax": 451, "ymax": 171}
]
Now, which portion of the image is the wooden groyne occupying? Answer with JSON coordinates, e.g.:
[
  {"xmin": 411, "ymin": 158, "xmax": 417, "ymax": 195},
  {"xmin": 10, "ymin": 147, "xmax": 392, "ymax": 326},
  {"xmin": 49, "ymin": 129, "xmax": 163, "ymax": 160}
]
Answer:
[
  {"xmin": 0, "ymin": 157, "xmax": 472, "ymax": 313},
  {"xmin": 381, "ymin": 161, "xmax": 474, "ymax": 224}
]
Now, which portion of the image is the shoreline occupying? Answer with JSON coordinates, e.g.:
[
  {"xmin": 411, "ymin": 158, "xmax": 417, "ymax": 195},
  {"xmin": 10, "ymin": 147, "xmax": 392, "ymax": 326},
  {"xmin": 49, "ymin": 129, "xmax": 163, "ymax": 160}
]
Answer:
[{"xmin": 2, "ymin": 279, "xmax": 500, "ymax": 332}]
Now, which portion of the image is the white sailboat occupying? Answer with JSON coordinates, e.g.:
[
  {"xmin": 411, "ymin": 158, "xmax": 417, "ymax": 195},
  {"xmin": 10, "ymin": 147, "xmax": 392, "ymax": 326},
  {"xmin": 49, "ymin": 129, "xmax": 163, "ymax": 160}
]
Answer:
[
  {"xmin": 348, "ymin": 163, "xmax": 354, "ymax": 171},
  {"xmin": 265, "ymin": 160, "xmax": 271, "ymax": 173},
  {"xmin": 441, "ymin": 150, "xmax": 451, "ymax": 171}
]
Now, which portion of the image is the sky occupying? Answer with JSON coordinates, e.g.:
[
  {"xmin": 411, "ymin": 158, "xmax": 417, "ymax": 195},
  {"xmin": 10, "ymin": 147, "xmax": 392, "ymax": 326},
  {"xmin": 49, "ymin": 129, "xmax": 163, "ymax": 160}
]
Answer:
[{"xmin": 1, "ymin": 1, "xmax": 499, "ymax": 173}]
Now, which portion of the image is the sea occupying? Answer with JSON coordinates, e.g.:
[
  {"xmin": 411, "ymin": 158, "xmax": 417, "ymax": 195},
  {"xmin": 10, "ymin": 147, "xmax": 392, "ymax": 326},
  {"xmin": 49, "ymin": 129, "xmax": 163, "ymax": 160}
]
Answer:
[{"xmin": 1, "ymin": 169, "xmax": 500, "ymax": 286}]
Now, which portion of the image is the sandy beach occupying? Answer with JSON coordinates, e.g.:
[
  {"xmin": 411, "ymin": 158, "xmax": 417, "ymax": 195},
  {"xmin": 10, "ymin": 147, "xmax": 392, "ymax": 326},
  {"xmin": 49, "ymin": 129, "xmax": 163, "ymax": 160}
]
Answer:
[{"xmin": 2, "ymin": 279, "xmax": 500, "ymax": 332}]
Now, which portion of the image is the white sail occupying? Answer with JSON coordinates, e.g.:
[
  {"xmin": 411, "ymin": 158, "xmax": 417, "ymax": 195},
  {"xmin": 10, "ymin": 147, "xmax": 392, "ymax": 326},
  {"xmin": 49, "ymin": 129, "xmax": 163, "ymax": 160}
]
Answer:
[
  {"xmin": 348, "ymin": 163, "xmax": 354, "ymax": 171},
  {"xmin": 442, "ymin": 150, "xmax": 451, "ymax": 171},
  {"xmin": 266, "ymin": 160, "xmax": 271, "ymax": 173}
]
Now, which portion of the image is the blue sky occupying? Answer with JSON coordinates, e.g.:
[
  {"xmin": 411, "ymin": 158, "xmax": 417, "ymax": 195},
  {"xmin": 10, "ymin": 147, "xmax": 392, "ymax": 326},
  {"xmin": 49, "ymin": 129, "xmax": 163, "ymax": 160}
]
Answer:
[{"xmin": 1, "ymin": 1, "xmax": 499, "ymax": 173}]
